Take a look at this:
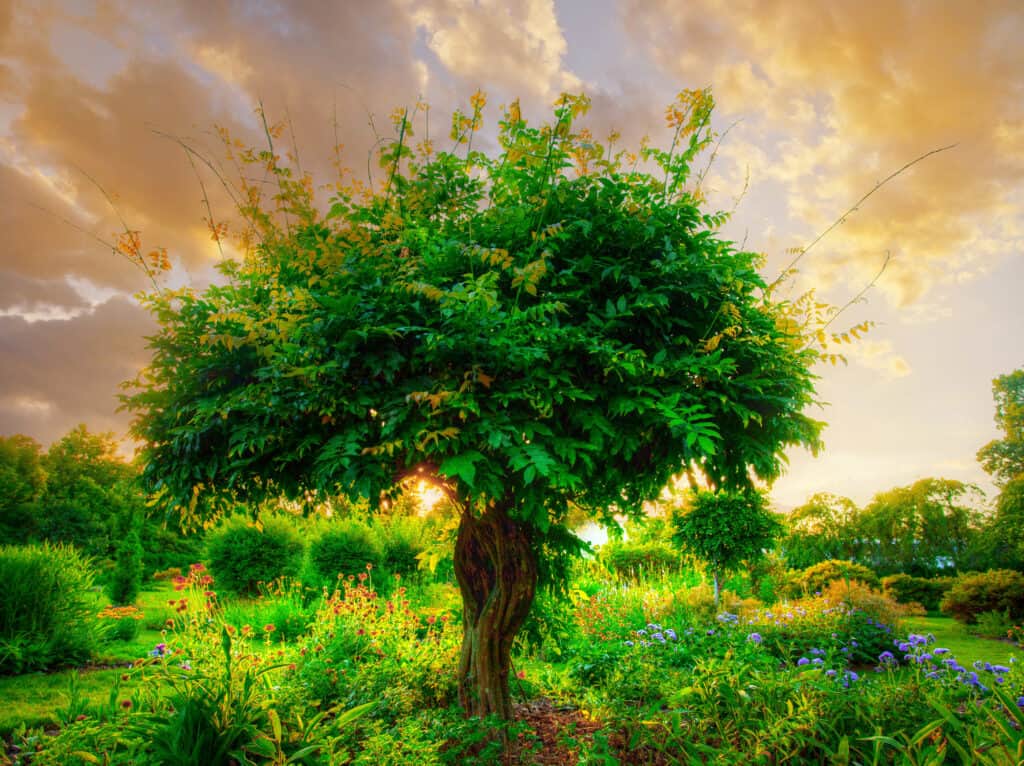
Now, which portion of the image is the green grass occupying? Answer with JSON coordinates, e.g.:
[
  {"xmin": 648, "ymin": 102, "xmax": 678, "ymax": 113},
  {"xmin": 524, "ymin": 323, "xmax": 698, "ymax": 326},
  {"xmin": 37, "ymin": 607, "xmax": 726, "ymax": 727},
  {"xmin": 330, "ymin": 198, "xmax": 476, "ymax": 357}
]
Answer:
[
  {"xmin": 0, "ymin": 668, "xmax": 140, "ymax": 736},
  {"xmin": 902, "ymin": 615, "xmax": 1019, "ymax": 666},
  {"xmin": 0, "ymin": 583, "xmax": 177, "ymax": 736}
]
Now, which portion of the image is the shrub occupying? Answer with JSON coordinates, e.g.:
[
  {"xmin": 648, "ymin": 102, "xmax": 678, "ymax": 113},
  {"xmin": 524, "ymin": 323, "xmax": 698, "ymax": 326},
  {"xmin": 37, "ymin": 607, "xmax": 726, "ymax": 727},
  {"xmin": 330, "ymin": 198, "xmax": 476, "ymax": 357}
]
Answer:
[
  {"xmin": 377, "ymin": 516, "xmax": 428, "ymax": 577},
  {"xmin": 597, "ymin": 541, "xmax": 682, "ymax": 578},
  {"xmin": 882, "ymin": 573, "xmax": 956, "ymax": 612},
  {"xmin": 0, "ymin": 543, "xmax": 101, "ymax": 673},
  {"xmin": 107, "ymin": 519, "xmax": 144, "ymax": 605},
  {"xmin": 821, "ymin": 579, "xmax": 920, "ymax": 627},
  {"xmin": 307, "ymin": 518, "xmax": 386, "ymax": 587},
  {"xmin": 787, "ymin": 560, "xmax": 880, "ymax": 597},
  {"xmin": 940, "ymin": 569, "xmax": 1024, "ymax": 624},
  {"xmin": 205, "ymin": 515, "xmax": 305, "ymax": 597}
]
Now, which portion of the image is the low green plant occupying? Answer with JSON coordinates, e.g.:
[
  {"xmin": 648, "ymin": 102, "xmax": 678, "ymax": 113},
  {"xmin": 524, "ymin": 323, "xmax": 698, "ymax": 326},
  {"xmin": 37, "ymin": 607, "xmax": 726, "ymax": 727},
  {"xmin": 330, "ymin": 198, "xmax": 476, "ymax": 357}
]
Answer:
[
  {"xmin": 0, "ymin": 542, "xmax": 101, "ymax": 674},
  {"xmin": 205, "ymin": 514, "xmax": 305, "ymax": 596},
  {"xmin": 97, "ymin": 604, "xmax": 144, "ymax": 642},
  {"xmin": 971, "ymin": 609, "xmax": 1016, "ymax": 639}
]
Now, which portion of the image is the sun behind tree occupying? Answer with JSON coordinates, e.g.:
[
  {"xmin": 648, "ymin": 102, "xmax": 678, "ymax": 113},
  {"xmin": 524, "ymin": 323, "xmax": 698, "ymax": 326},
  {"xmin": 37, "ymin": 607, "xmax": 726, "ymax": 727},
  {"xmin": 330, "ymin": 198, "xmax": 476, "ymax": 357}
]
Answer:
[{"xmin": 123, "ymin": 89, "xmax": 822, "ymax": 719}]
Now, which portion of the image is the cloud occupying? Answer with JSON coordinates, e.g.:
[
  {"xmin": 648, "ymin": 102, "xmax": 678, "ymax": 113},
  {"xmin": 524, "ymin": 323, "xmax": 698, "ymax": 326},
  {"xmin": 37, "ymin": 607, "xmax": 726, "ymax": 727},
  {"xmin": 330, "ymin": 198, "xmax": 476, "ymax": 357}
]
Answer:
[
  {"xmin": 406, "ymin": 0, "xmax": 581, "ymax": 100},
  {"xmin": 622, "ymin": 0, "xmax": 1024, "ymax": 307},
  {"xmin": 0, "ymin": 297, "xmax": 153, "ymax": 444},
  {"xmin": 0, "ymin": 272, "xmax": 89, "ymax": 316},
  {"xmin": 839, "ymin": 338, "xmax": 912, "ymax": 379}
]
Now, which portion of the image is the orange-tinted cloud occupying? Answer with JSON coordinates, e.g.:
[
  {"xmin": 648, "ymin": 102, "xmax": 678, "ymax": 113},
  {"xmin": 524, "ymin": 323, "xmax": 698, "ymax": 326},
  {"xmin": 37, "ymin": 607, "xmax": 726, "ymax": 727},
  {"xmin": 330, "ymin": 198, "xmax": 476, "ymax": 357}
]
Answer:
[{"xmin": 623, "ymin": 0, "xmax": 1024, "ymax": 307}]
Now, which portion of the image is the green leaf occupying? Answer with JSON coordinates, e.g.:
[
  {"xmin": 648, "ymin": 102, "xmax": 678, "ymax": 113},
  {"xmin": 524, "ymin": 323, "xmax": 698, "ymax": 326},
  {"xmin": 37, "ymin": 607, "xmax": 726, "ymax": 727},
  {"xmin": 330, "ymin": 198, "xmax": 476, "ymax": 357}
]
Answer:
[{"xmin": 439, "ymin": 451, "xmax": 484, "ymax": 486}]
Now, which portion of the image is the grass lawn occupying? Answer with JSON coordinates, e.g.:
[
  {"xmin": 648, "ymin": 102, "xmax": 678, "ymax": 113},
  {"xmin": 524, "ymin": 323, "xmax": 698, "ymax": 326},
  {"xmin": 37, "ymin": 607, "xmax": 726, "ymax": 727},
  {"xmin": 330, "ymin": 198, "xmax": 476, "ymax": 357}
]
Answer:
[
  {"xmin": 0, "ymin": 667, "xmax": 140, "ymax": 736},
  {"xmin": 902, "ymin": 615, "xmax": 1019, "ymax": 666},
  {"xmin": 0, "ymin": 584, "xmax": 177, "ymax": 737}
]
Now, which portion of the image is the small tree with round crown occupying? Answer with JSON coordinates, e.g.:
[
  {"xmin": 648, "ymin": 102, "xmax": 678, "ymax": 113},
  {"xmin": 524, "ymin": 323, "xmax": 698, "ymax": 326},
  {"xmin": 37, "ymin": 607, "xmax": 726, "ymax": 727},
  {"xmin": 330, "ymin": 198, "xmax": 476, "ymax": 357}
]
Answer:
[{"xmin": 123, "ymin": 89, "xmax": 822, "ymax": 719}]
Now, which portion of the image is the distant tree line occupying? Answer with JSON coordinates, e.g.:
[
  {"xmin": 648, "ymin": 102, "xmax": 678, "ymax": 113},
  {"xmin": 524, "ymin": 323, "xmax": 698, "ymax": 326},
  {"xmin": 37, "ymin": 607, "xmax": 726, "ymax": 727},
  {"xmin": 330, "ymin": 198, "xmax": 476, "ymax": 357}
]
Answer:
[
  {"xmin": 782, "ymin": 366, "xmax": 1024, "ymax": 576},
  {"xmin": 0, "ymin": 424, "xmax": 201, "ymax": 572}
]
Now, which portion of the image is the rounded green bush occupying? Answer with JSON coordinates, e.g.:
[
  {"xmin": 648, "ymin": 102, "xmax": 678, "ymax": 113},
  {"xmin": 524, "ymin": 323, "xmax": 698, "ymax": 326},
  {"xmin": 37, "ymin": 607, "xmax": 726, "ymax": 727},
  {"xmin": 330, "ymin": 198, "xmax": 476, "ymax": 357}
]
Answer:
[
  {"xmin": 205, "ymin": 515, "xmax": 305, "ymax": 597},
  {"xmin": 378, "ymin": 516, "xmax": 428, "ymax": 577},
  {"xmin": 940, "ymin": 569, "xmax": 1024, "ymax": 624},
  {"xmin": 0, "ymin": 543, "xmax": 101, "ymax": 674},
  {"xmin": 790, "ymin": 560, "xmax": 880, "ymax": 596},
  {"xmin": 308, "ymin": 519, "xmax": 386, "ymax": 588},
  {"xmin": 881, "ymin": 573, "xmax": 956, "ymax": 612},
  {"xmin": 598, "ymin": 541, "xmax": 682, "ymax": 578}
]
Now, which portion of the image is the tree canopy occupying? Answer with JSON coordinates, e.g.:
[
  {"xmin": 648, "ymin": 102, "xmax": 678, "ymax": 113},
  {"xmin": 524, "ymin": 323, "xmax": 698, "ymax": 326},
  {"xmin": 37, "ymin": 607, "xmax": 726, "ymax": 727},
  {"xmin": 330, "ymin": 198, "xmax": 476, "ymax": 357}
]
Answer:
[
  {"xmin": 123, "ymin": 89, "xmax": 823, "ymax": 718},
  {"xmin": 977, "ymin": 368, "xmax": 1024, "ymax": 487},
  {"xmin": 671, "ymin": 488, "xmax": 781, "ymax": 604},
  {"xmin": 856, "ymin": 478, "xmax": 984, "ymax": 577},
  {"xmin": 781, "ymin": 491, "xmax": 861, "ymax": 570}
]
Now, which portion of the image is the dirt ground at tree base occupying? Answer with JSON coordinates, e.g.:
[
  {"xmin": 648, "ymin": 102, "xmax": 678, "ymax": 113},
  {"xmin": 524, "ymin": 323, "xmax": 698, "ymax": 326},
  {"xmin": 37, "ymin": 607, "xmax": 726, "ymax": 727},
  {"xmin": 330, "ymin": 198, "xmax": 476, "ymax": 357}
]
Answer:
[{"xmin": 507, "ymin": 699, "xmax": 671, "ymax": 765}]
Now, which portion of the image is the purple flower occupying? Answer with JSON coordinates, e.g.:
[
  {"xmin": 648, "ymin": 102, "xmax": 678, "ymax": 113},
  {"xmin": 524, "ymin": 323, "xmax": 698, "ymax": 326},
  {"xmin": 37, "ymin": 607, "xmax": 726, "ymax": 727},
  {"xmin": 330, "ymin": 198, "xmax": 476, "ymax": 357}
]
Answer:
[
  {"xmin": 933, "ymin": 648, "xmax": 949, "ymax": 655},
  {"xmin": 825, "ymin": 669, "xmax": 837, "ymax": 678},
  {"xmin": 812, "ymin": 658, "xmax": 824, "ymax": 666},
  {"xmin": 747, "ymin": 633, "xmax": 762, "ymax": 645},
  {"xmin": 797, "ymin": 657, "xmax": 810, "ymax": 666},
  {"xmin": 878, "ymin": 651, "xmax": 895, "ymax": 664},
  {"xmin": 665, "ymin": 629, "xmax": 678, "ymax": 641},
  {"xmin": 1016, "ymin": 696, "xmax": 1024, "ymax": 708},
  {"xmin": 624, "ymin": 640, "xmax": 635, "ymax": 647}
]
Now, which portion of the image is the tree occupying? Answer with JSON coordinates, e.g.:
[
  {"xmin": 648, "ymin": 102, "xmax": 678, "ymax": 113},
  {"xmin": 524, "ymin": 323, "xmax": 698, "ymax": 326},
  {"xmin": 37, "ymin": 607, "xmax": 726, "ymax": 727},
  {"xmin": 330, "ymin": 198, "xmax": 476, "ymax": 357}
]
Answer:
[
  {"xmin": 981, "ymin": 475, "xmax": 1024, "ymax": 570},
  {"xmin": 977, "ymin": 368, "xmax": 1024, "ymax": 487},
  {"xmin": 780, "ymin": 492, "xmax": 861, "ymax": 569},
  {"xmin": 0, "ymin": 434, "xmax": 47, "ymax": 543},
  {"xmin": 671, "ymin": 489, "xmax": 782, "ymax": 604},
  {"xmin": 123, "ymin": 90, "xmax": 822, "ymax": 719},
  {"xmin": 855, "ymin": 478, "xmax": 984, "ymax": 576},
  {"xmin": 38, "ymin": 424, "xmax": 138, "ymax": 557}
]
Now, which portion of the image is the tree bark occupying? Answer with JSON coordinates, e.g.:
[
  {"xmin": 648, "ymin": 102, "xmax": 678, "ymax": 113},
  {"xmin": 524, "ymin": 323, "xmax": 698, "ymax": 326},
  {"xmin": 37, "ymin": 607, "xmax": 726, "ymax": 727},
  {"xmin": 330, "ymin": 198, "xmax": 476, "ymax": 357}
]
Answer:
[{"xmin": 453, "ymin": 502, "xmax": 537, "ymax": 720}]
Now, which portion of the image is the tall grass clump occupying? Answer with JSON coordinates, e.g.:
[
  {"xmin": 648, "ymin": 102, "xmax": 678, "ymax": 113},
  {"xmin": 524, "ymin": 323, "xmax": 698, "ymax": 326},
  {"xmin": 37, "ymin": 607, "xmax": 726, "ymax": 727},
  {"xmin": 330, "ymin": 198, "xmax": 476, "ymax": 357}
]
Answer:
[
  {"xmin": 0, "ymin": 543, "xmax": 101, "ymax": 673},
  {"xmin": 205, "ymin": 515, "xmax": 305, "ymax": 597}
]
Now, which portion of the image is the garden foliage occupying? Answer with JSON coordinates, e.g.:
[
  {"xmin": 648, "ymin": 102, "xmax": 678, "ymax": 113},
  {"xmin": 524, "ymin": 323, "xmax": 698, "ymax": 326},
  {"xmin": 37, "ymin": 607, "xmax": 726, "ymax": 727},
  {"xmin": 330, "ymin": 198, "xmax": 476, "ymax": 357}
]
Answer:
[
  {"xmin": 205, "ymin": 515, "xmax": 305, "ymax": 596},
  {"xmin": 882, "ymin": 573, "xmax": 957, "ymax": 612},
  {"xmin": 787, "ymin": 558, "xmax": 881, "ymax": 597},
  {"xmin": 0, "ymin": 543, "xmax": 101, "ymax": 674},
  {"xmin": 122, "ymin": 88, "xmax": 824, "ymax": 718},
  {"xmin": 941, "ymin": 569, "xmax": 1024, "ymax": 624}
]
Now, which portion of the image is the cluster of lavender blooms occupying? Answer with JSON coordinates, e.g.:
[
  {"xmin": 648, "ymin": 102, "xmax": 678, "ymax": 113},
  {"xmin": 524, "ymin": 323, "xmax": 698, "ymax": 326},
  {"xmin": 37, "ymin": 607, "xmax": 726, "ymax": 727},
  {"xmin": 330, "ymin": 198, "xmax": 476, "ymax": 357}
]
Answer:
[
  {"xmin": 624, "ymin": 623, "xmax": 679, "ymax": 648},
  {"xmin": 880, "ymin": 632, "xmax": 1020, "ymax": 702}
]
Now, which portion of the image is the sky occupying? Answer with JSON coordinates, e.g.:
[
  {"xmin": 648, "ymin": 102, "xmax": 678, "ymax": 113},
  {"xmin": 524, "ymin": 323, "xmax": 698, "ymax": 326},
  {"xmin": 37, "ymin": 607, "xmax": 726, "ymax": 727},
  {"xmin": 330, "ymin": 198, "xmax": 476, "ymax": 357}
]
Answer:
[{"xmin": 0, "ymin": 0, "xmax": 1021, "ymax": 511}]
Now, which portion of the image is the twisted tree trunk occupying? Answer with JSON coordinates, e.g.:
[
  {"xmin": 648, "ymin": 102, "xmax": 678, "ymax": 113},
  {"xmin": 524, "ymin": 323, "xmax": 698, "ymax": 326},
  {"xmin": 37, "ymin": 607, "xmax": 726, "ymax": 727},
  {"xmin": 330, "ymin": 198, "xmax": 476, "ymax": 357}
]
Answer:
[{"xmin": 453, "ymin": 502, "xmax": 537, "ymax": 720}]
